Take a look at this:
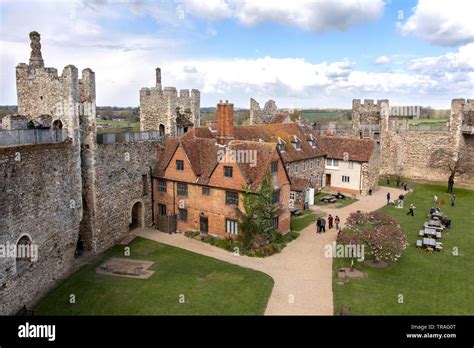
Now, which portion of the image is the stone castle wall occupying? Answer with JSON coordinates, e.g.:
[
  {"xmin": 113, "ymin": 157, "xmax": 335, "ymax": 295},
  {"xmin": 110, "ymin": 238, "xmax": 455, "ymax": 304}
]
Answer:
[
  {"xmin": 0, "ymin": 32, "xmax": 165, "ymax": 314},
  {"xmin": 91, "ymin": 140, "xmax": 161, "ymax": 252},
  {"xmin": 249, "ymin": 98, "xmax": 278, "ymax": 125},
  {"xmin": 352, "ymin": 98, "xmax": 474, "ymax": 186},
  {"xmin": 0, "ymin": 141, "xmax": 82, "ymax": 315}
]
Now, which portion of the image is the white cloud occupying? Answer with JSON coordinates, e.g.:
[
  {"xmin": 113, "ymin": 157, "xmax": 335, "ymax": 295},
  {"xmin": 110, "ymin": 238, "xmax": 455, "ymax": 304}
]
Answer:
[
  {"xmin": 1, "ymin": 0, "xmax": 472, "ymax": 109},
  {"xmin": 184, "ymin": 0, "xmax": 232, "ymax": 20},
  {"xmin": 397, "ymin": 0, "xmax": 474, "ymax": 46},
  {"xmin": 374, "ymin": 55, "xmax": 391, "ymax": 65},
  {"xmin": 182, "ymin": 0, "xmax": 385, "ymax": 32}
]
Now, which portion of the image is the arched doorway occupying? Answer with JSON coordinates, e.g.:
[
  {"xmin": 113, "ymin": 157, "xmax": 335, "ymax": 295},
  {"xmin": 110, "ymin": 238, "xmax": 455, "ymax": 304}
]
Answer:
[
  {"xmin": 159, "ymin": 124, "xmax": 165, "ymax": 137},
  {"xmin": 16, "ymin": 235, "xmax": 33, "ymax": 273},
  {"xmin": 53, "ymin": 119, "xmax": 63, "ymax": 129},
  {"xmin": 130, "ymin": 201, "xmax": 143, "ymax": 230}
]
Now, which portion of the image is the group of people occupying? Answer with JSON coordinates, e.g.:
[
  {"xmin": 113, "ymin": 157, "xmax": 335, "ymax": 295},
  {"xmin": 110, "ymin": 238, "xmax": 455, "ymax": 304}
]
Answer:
[
  {"xmin": 316, "ymin": 214, "xmax": 340, "ymax": 233},
  {"xmin": 386, "ymin": 192, "xmax": 416, "ymax": 216},
  {"xmin": 386, "ymin": 176, "xmax": 410, "ymax": 191}
]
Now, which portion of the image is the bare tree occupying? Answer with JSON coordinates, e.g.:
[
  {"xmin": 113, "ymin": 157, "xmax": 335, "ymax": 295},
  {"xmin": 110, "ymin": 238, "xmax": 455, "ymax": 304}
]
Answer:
[{"xmin": 429, "ymin": 147, "xmax": 474, "ymax": 193}]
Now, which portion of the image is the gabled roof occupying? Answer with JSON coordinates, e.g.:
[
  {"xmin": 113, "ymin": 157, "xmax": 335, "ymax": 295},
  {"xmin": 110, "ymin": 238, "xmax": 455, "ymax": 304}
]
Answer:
[
  {"xmin": 290, "ymin": 176, "xmax": 312, "ymax": 192},
  {"xmin": 270, "ymin": 114, "xmax": 291, "ymax": 124},
  {"xmin": 184, "ymin": 121, "xmax": 326, "ymax": 163},
  {"xmin": 153, "ymin": 137, "xmax": 289, "ymax": 191},
  {"xmin": 316, "ymin": 136, "xmax": 376, "ymax": 162}
]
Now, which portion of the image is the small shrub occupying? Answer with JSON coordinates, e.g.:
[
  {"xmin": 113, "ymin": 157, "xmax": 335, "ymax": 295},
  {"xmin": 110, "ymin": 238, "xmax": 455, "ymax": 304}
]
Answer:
[{"xmin": 184, "ymin": 231, "xmax": 199, "ymax": 239}]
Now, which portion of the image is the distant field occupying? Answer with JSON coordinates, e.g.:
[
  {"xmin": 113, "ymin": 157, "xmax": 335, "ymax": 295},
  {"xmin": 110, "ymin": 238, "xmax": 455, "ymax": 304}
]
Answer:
[
  {"xmin": 96, "ymin": 120, "xmax": 140, "ymax": 134},
  {"xmin": 301, "ymin": 110, "xmax": 349, "ymax": 124},
  {"xmin": 408, "ymin": 118, "xmax": 449, "ymax": 126}
]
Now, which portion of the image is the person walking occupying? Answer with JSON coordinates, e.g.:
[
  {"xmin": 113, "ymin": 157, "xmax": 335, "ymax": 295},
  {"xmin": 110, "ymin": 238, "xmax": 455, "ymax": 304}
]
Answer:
[
  {"xmin": 368, "ymin": 188, "xmax": 373, "ymax": 196},
  {"xmin": 396, "ymin": 177, "xmax": 401, "ymax": 187},
  {"xmin": 335, "ymin": 216, "xmax": 341, "ymax": 231},
  {"xmin": 316, "ymin": 217, "xmax": 321, "ymax": 234},
  {"xmin": 387, "ymin": 192, "xmax": 391, "ymax": 205},
  {"xmin": 328, "ymin": 214, "xmax": 334, "ymax": 229},
  {"xmin": 403, "ymin": 183, "xmax": 408, "ymax": 191},
  {"xmin": 320, "ymin": 217, "xmax": 326, "ymax": 233},
  {"xmin": 407, "ymin": 203, "xmax": 415, "ymax": 216},
  {"xmin": 433, "ymin": 194, "xmax": 438, "ymax": 204},
  {"xmin": 451, "ymin": 193, "xmax": 456, "ymax": 207}
]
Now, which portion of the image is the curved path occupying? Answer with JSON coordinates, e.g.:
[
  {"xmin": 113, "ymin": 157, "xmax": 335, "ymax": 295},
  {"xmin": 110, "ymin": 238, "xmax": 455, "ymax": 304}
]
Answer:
[{"xmin": 134, "ymin": 186, "xmax": 404, "ymax": 315}]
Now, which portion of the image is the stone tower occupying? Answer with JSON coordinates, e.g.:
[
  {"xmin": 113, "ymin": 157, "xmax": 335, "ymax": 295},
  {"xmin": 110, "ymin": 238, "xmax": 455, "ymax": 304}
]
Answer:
[
  {"xmin": 15, "ymin": 31, "xmax": 98, "ymax": 250},
  {"xmin": 139, "ymin": 67, "xmax": 200, "ymax": 136}
]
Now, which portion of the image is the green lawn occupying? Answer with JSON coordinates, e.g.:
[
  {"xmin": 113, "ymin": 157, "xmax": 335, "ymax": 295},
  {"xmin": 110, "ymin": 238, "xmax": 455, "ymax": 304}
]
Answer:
[
  {"xmin": 314, "ymin": 192, "xmax": 358, "ymax": 208},
  {"xmin": 34, "ymin": 238, "xmax": 274, "ymax": 315},
  {"xmin": 333, "ymin": 183, "xmax": 474, "ymax": 315},
  {"xmin": 290, "ymin": 210, "xmax": 318, "ymax": 232}
]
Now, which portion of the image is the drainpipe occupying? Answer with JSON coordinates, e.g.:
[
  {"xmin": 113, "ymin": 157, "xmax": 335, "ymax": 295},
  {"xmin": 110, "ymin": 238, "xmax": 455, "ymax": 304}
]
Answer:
[
  {"xmin": 149, "ymin": 166, "xmax": 155, "ymax": 226},
  {"xmin": 359, "ymin": 162, "xmax": 362, "ymax": 195}
]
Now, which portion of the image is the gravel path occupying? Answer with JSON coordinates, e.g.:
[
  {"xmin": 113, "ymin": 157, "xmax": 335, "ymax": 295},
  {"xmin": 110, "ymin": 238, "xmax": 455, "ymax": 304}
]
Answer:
[{"xmin": 134, "ymin": 186, "xmax": 404, "ymax": 315}]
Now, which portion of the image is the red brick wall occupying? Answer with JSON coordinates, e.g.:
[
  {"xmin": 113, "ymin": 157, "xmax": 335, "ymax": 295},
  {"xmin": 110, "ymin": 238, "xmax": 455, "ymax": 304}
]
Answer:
[{"xmin": 154, "ymin": 143, "xmax": 291, "ymax": 238}]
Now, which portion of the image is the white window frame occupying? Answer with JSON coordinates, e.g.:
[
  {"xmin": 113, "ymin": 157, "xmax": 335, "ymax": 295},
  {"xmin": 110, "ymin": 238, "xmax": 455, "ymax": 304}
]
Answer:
[
  {"xmin": 326, "ymin": 158, "xmax": 339, "ymax": 170},
  {"xmin": 342, "ymin": 175, "xmax": 350, "ymax": 183},
  {"xmin": 290, "ymin": 191, "xmax": 297, "ymax": 201},
  {"xmin": 226, "ymin": 219, "xmax": 238, "ymax": 235}
]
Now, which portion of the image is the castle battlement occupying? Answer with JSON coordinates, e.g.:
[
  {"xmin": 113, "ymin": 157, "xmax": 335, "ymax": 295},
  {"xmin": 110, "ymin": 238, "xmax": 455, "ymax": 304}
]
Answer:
[
  {"xmin": 139, "ymin": 67, "xmax": 200, "ymax": 136},
  {"xmin": 14, "ymin": 33, "xmax": 95, "ymax": 137}
]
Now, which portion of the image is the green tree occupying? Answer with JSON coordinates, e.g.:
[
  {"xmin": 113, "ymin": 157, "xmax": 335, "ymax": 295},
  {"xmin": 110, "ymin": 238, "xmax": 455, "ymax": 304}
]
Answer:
[{"xmin": 236, "ymin": 174, "xmax": 280, "ymax": 250}]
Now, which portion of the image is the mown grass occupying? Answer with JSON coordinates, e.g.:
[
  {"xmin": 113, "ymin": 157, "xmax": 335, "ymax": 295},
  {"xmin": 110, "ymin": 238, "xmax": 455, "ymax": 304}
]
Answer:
[
  {"xmin": 333, "ymin": 183, "xmax": 474, "ymax": 315},
  {"xmin": 34, "ymin": 237, "xmax": 273, "ymax": 315},
  {"xmin": 290, "ymin": 210, "xmax": 318, "ymax": 232}
]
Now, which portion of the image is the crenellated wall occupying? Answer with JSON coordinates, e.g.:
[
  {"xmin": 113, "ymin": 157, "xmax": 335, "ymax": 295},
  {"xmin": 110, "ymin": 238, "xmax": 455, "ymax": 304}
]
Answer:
[
  {"xmin": 351, "ymin": 98, "xmax": 474, "ymax": 186},
  {"xmin": 140, "ymin": 68, "xmax": 200, "ymax": 136}
]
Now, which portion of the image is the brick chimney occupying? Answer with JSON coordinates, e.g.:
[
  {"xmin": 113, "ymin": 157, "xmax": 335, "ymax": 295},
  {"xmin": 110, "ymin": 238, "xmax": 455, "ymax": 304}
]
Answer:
[{"xmin": 216, "ymin": 100, "xmax": 234, "ymax": 145}]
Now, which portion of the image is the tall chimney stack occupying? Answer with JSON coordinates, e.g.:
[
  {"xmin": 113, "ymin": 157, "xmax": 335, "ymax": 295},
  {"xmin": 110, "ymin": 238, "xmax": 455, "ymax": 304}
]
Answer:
[
  {"xmin": 29, "ymin": 31, "xmax": 44, "ymax": 69},
  {"xmin": 155, "ymin": 67, "xmax": 161, "ymax": 88},
  {"xmin": 216, "ymin": 100, "xmax": 234, "ymax": 145}
]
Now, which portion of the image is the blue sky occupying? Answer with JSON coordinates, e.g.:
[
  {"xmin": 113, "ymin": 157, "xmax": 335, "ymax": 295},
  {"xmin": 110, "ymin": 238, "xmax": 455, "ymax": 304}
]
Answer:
[{"xmin": 1, "ymin": 0, "xmax": 473, "ymax": 108}]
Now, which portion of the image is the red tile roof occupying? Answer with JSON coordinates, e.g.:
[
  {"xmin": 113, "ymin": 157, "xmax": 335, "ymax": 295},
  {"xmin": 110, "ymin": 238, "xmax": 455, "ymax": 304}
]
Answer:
[
  {"xmin": 153, "ymin": 137, "xmax": 288, "ymax": 190},
  {"xmin": 316, "ymin": 136, "xmax": 376, "ymax": 162},
  {"xmin": 289, "ymin": 176, "xmax": 312, "ymax": 192},
  {"xmin": 184, "ymin": 121, "xmax": 325, "ymax": 163}
]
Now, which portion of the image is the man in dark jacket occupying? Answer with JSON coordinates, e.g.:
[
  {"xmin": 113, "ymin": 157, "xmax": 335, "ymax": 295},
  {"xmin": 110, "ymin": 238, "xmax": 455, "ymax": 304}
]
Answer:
[
  {"xmin": 320, "ymin": 218, "xmax": 326, "ymax": 233},
  {"xmin": 316, "ymin": 218, "xmax": 321, "ymax": 234}
]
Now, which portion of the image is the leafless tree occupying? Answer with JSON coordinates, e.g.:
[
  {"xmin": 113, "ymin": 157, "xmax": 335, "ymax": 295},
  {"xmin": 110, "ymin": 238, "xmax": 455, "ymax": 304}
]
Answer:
[{"xmin": 429, "ymin": 147, "xmax": 474, "ymax": 193}]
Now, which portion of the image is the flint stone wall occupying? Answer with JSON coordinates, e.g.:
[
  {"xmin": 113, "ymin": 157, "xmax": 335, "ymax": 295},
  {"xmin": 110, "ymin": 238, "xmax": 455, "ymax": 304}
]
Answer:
[{"xmin": 0, "ymin": 141, "xmax": 82, "ymax": 315}]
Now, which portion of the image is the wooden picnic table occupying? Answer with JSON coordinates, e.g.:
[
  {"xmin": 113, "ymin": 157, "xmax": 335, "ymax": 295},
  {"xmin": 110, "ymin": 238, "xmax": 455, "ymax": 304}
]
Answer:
[
  {"xmin": 320, "ymin": 195, "xmax": 337, "ymax": 203},
  {"xmin": 423, "ymin": 238, "xmax": 436, "ymax": 247},
  {"xmin": 424, "ymin": 228, "xmax": 437, "ymax": 236},
  {"xmin": 424, "ymin": 221, "xmax": 443, "ymax": 231}
]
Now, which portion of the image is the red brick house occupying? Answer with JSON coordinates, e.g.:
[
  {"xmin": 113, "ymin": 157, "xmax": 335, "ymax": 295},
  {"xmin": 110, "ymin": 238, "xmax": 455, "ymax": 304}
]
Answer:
[{"xmin": 152, "ymin": 101, "xmax": 291, "ymax": 238}]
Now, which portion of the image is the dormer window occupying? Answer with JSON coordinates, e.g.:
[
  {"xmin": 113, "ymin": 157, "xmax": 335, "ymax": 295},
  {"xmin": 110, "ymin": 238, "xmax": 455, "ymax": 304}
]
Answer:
[
  {"xmin": 308, "ymin": 135, "xmax": 317, "ymax": 148},
  {"xmin": 292, "ymin": 136, "xmax": 301, "ymax": 150},
  {"xmin": 277, "ymin": 138, "xmax": 286, "ymax": 152}
]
